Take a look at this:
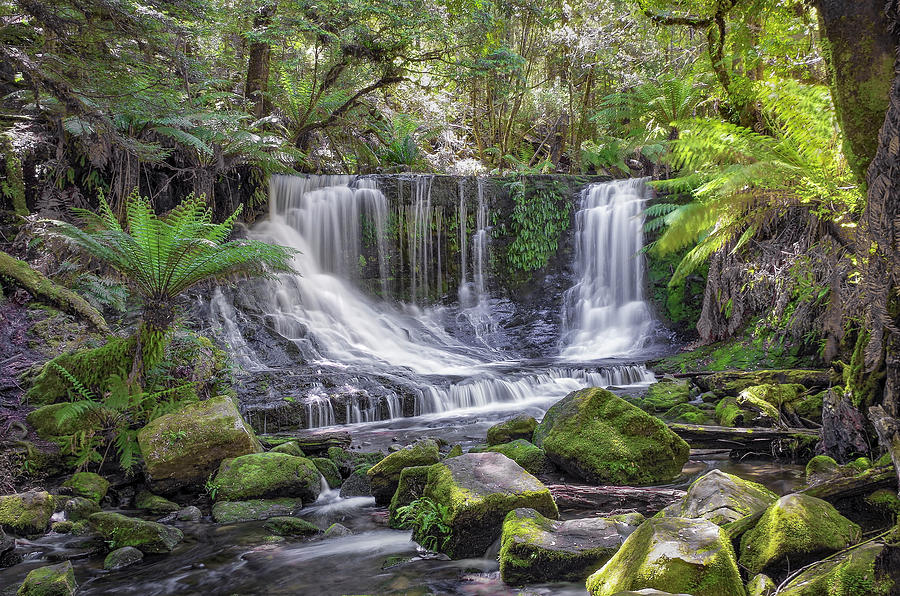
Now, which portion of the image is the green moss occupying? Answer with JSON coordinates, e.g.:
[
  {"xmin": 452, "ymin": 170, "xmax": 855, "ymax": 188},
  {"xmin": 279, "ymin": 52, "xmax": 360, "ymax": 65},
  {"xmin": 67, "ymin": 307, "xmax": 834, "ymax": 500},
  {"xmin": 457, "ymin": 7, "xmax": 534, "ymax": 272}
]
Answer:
[
  {"xmin": 26, "ymin": 403, "xmax": 97, "ymax": 438},
  {"xmin": 780, "ymin": 541, "xmax": 893, "ymax": 595},
  {"xmin": 641, "ymin": 379, "xmax": 691, "ymax": 412},
  {"xmin": 27, "ymin": 337, "xmax": 134, "ymax": 406},
  {"xmin": 50, "ymin": 521, "xmax": 73, "ymax": 534},
  {"xmin": 213, "ymin": 452, "xmax": 320, "ymax": 503},
  {"xmin": 89, "ymin": 512, "xmax": 183, "ymax": 553},
  {"xmin": 875, "ymin": 453, "xmax": 893, "ymax": 467},
  {"xmin": 211, "ymin": 498, "xmax": 303, "ymax": 523},
  {"xmin": 847, "ymin": 457, "xmax": 872, "ymax": 473},
  {"xmin": 388, "ymin": 465, "xmax": 432, "ymax": 527},
  {"xmin": 270, "ymin": 441, "xmax": 305, "ymax": 457},
  {"xmin": 312, "ymin": 457, "xmax": 341, "ymax": 488},
  {"xmin": 17, "ymin": 561, "xmax": 77, "ymax": 596},
  {"xmin": 806, "ymin": 455, "xmax": 840, "ymax": 482},
  {"xmin": 533, "ymin": 388, "xmax": 689, "ymax": 485},
  {"xmin": 662, "ymin": 403, "xmax": 714, "ymax": 425},
  {"xmin": 865, "ymin": 489, "xmax": 900, "ymax": 521},
  {"xmin": 446, "ymin": 445, "xmax": 463, "ymax": 458},
  {"xmin": 715, "ymin": 397, "xmax": 748, "ymax": 427},
  {"xmin": 135, "ymin": 490, "xmax": 179, "ymax": 514},
  {"xmin": 262, "ymin": 516, "xmax": 320, "ymax": 536},
  {"xmin": 367, "ymin": 440, "xmax": 440, "ymax": 505},
  {"xmin": 747, "ymin": 572, "xmax": 775, "ymax": 596},
  {"xmin": 327, "ymin": 447, "xmax": 383, "ymax": 477},
  {"xmin": 1, "ymin": 134, "xmax": 27, "ymax": 216},
  {"xmin": 739, "ymin": 493, "xmax": 861, "ymax": 574},
  {"xmin": 0, "ymin": 490, "xmax": 55, "ymax": 535},
  {"xmin": 471, "ymin": 440, "xmax": 553, "ymax": 475},
  {"xmin": 62, "ymin": 472, "xmax": 109, "ymax": 504},
  {"xmin": 486, "ymin": 415, "xmax": 537, "ymax": 446}
]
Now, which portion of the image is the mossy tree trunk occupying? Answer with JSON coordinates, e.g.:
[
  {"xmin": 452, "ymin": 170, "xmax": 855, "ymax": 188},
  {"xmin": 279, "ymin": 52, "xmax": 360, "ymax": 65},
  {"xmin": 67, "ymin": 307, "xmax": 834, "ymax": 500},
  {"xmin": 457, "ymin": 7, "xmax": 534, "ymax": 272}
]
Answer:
[
  {"xmin": 1, "ymin": 134, "xmax": 28, "ymax": 216},
  {"xmin": 817, "ymin": 0, "xmax": 896, "ymax": 182}
]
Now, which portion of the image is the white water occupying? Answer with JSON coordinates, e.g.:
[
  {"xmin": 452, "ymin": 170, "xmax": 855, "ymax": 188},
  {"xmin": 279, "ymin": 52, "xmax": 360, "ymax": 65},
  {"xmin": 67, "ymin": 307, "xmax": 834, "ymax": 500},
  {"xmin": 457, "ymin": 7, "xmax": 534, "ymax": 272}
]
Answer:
[
  {"xmin": 210, "ymin": 174, "xmax": 655, "ymax": 428},
  {"xmin": 561, "ymin": 178, "xmax": 654, "ymax": 359},
  {"xmin": 457, "ymin": 177, "xmax": 497, "ymax": 348}
]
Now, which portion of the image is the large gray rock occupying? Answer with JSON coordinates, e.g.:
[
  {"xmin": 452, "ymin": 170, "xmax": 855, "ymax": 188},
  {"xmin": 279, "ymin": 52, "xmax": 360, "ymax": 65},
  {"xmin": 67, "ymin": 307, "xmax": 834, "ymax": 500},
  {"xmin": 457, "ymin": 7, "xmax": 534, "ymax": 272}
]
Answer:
[
  {"xmin": 500, "ymin": 508, "xmax": 643, "ymax": 584},
  {"xmin": 391, "ymin": 452, "xmax": 558, "ymax": 559},
  {"xmin": 656, "ymin": 469, "xmax": 778, "ymax": 525},
  {"xmin": 586, "ymin": 517, "xmax": 745, "ymax": 596},
  {"xmin": 137, "ymin": 395, "xmax": 262, "ymax": 494},
  {"xmin": 89, "ymin": 512, "xmax": 183, "ymax": 553},
  {"xmin": 0, "ymin": 490, "xmax": 55, "ymax": 535},
  {"xmin": 104, "ymin": 546, "xmax": 144, "ymax": 571}
]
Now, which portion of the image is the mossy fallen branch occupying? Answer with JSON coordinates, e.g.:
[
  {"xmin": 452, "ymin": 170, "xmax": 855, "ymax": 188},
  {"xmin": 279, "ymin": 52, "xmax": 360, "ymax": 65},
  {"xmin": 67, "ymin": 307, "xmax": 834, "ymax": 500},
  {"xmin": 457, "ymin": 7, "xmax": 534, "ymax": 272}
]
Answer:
[{"xmin": 0, "ymin": 250, "xmax": 109, "ymax": 333}]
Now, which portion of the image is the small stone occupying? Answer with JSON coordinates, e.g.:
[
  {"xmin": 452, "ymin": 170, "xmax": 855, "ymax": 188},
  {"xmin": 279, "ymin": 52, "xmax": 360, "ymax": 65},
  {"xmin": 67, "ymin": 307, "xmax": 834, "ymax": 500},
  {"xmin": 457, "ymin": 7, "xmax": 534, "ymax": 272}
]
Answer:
[
  {"xmin": 62, "ymin": 497, "xmax": 100, "ymax": 522},
  {"xmin": 263, "ymin": 516, "xmax": 320, "ymax": 536},
  {"xmin": 324, "ymin": 523, "xmax": 352, "ymax": 538},
  {"xmin": 17, "ymin": 561, "xmax": 77, "ymax": 596},
  {"xmin": 176, "ymin": 506, "xmax": 202, "ymax": 522},
  {"xmin": 103, "ymin": 546, "xmax": 144, "ymax": 571},
  {"xmin": 486, "ymin": 415, "xmax": 538, "ymax": 446},
  {"xmin": 62, "ymin": 472, "xmax": 109, "ymax": 504}
]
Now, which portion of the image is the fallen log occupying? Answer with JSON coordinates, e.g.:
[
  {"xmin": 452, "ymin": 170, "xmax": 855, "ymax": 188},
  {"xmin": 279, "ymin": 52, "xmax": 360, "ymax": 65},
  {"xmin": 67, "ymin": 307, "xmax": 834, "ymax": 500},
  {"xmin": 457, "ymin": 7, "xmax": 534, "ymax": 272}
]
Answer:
[
  {"xmin": 547, "ymin": 484, "xmax": 686, "ymax": 515},
  {"xmin": 668, "ymin": 423, "xmax": 819, "ymax": 458},
  {"xmin": 261, "ymin": 429, "xmax": 352, "ymax": 455},
  {"xmin": 802, "ymin": 465, "xmax": 897, "ymax": 501}
]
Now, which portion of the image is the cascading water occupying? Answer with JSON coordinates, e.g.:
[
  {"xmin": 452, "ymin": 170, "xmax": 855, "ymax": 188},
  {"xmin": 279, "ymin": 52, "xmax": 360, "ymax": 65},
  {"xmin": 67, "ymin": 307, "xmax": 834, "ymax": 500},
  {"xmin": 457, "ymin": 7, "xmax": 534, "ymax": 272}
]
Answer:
[
  {"xmin": 457, "ymin": 177, "xmax": 497, "ymax": 347},
  {"xmin": 209, "ymin": 174, "xmax": 656, "ymax": 430},
  {"xmin": 560, "ymin": 178, "xmax": 655, "ymax": 359}
]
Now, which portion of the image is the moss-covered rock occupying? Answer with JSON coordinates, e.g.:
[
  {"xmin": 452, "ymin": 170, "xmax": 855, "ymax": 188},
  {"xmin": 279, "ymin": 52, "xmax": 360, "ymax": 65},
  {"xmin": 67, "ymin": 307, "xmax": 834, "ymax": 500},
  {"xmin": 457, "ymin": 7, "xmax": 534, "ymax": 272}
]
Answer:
[
  {"xmin": 715, "ymin": 396, "xmax": 750, "ymax": 427},
  {"xmin": 658, "ymin": 469, "xmax": 778, "ymax": 525},
  {"xmin": 103, "ymin": 546, "xmax": 143, "ymax": 571},
  {"xmin": 400, "ymin": 452, "xmax": 558, "ymax": 559},
  {"xmin": 26, "ymin": 403, "xmax": 96, "ymax": 439},
  {"xmin": 211, "ymin": 498, "xmax": 303, "ymax": 523},
  {"xmin": 719, "ymin": 387, "xmax": 781, "ymax": 427},
  {"xmin": 27, "ymin": 337, "xmax": 134, "ymax": 406},
  {"xmin": 747, "ymin": 573, "xmax": 775, "ymax": 596},
  {"xmin": 865, "ymin": 489, "xmax": 900, "ymax": 521},
  {"xmin": 17, "ymin": 561, "xmax": 77, "ymax": 596},
  {"xmin": 499, "ymin": 507, "xmax": 641, "ymax": 585},
  {"xmin": 586, "ymin": 517, "xmax": 744, "ymax": 596},
  {"xmin": 339, "ymin": 465, "xmax": 372, "ymax": 498},
  {"xmin": 270, "ymin": 441, "xmax": 305, "ymax": 457},
  {"xmin": 446, "ymin": 444, "xmax": 463, "ymax": 458},
  {"xmin": 661, "ymin": 403, "xmax": 714, "ymax": 425},
  {"xmin": 262, "ymin": 516, "xmax": 320, "ymax": 536},
  {"xmin": 89, "ymin": 512, "xmax": 183, "ymax": 553},
  {"xmin": 213, "ymin": 452, "xmax": 321, "ymax": 503},
  {"xmin": 788, "ymin": 391, "xmax": 824, "ymax": 422},
  {"xmin": 367, "ymin": 440, "xmax": 440, "ymax": 505},
  {"xmin": 805, "ymin": 455, "xmax": 843, "ymax": 486},
  {"xmin": 696, "ymin": 370, "xmax": 833, "ymax": 397},
  {"xmin": 0, "ymin": 490, "xmax": 55, "ymax": 535},
  {"xmin": 50, "ymin": 521, "xmax": 72, "ymax": 534},
  {"xmin": 641, "ymin": 379, "xmax": 691, "ymax": 412},
  {"xmin": 62, "ymin": 472, "xmax": 109, "ymax": 504},
  {"xmin": 779, "ymin": 541, "xmax": 894, "ymax": 595},
  {"xmin": 312, "ymin": 457, "xmax": 341, "ymax": 489},
  {"xmin": 327, "ymin": 447, "xmax": 383, "ymax": 478},
  {"xmin": 739, "ymin": 493, "xmax": 861, "ymax": 574},
  {"xmin": 533, "ymin": 388, "xmax": 689, "ymax": 485},
  {"xmin": 847, "ymin": 457, "xmax": 872, "ymax": 473},
  {"xmin": 486, "ymin": 415, "xmax": 538, "ymax": 446},
  {"xmin": 62, "ymin": 497, "xmax": 99, "ymax": 522},
  {"xmin": 388, "ymin": 465, "xmax": 432, "ymax": 527},
  {"xmin": 135, "ymin": 490, "xmax": 180, "ymax": 514},
  {"xmin": 471, "ymin": 440, "xmax": 554, "ymax": 476},
  {"xmin": 138, "ymin": 395, "xmax": 262, "ymax": 494}
]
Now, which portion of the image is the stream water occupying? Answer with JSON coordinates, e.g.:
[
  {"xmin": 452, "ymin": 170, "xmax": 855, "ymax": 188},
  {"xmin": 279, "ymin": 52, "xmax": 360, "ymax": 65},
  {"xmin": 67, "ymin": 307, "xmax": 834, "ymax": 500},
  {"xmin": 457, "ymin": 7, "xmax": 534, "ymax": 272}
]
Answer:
[{"xmin": 1, "ymin": 176, "xmax": 805, "ymax": 595}]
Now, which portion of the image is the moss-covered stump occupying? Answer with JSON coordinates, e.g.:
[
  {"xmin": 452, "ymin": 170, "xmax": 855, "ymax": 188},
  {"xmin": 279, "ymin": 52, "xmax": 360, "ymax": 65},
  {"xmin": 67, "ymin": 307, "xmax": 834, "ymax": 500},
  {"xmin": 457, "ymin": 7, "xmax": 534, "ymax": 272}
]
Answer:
[
  {"xmin": 388, "ymin": 465, "xmax": 432, "ymax": 527},
  {"xmin": 367, "ymin": 440, "xmax": 440, "ymax": 505},
  {"xmin": 89, "ymin": 512, "xmax": 183, "ymax": 553},
  {"xmin": 499, "ymin": 507, "xmax": 641, "ymax": 585},
  {"xmin": 657, "ymin": 470, "xmax": 778, "ymax": 526},
  {"xmin": 211, "ymin": 498, "xmax": 303, "ymax": 523},
  {"xmin": 695, "ymin": 370, "xmax": 832, "ymax": 397},
  {"xmin": 138, "ymin": 395, "xmax": 263, "ymax": 494},
  {"xmin": 471, "ymin": 440, "xmax": 555, "ymax": 476},
  {"xmin": 640, "ymin": 379, "xmax": 691, "ymax": 413},
  {"xmin": 62, "ymin": 497, "xmax": 99, "ymax": 522},
  {"xmin": 739, "ymin": 493, "xmax": 861, "ymax": 574},
  {"xmin": 586, "ymin": 517, "xmax": 745, "ymax": 596},
  {"xmin": 270, "ymin": 441, "xmax": 305, "ymax": 457},
  {"xmin": 263, "ymin": 516, "xmax": 320, "ymax": 536},
  {"xmin": 487, "ymin": 415, "xmax": 538, "ymax": 446},
  {"xmin": 16, "ymin": 561, "xmax": 77, "ymax": 596},
  {"xmin": 402, "ymin": 452, "xmax": 558, "ymax": 559},
  {"xmin": 312, "ymin": 457, "xmax": 342, "ymax": 489},
  {"xmin": 135, "ymin": 490, "xmax": 180, "ymax": 514},
  {"xmin": 62, "ymin": 472, "xmax": 109, "ymax": 504},
  {"xmin": 747, "ymin": 573, "xmax": 775, "ymax": 596},
  {"xmin": 26, "ymin": 403, "xmax": 97, "ymax": 439},
  {"xmin": 103, "ymin": 546, "xmax": 144, "ymax": 571},
  {"xmin": 779, "ymin": 541, "xmax": 894, "ymax": 595},
  {"xmin": 661, "ymin": 403, "xmax": 714, "ymax": 425},
  {"xmin": 533, "ymin": 388, "xmax": 689, "ymax": 485},
  {"xmin": 213, "ymin": 452, "xmax": 321, "ymax": 503},
  {"xmin": 0, "ymin": 490, "xmax": 55, "ymax": 535}
]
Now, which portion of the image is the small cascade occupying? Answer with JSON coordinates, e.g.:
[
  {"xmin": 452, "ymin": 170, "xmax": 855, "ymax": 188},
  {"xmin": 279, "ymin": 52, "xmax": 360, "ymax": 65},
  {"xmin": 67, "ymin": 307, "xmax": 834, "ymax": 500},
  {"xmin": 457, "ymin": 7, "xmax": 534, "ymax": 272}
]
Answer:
[
  {"xmin": 560, "ymin": 178, "xmax": 654, "ymax": 359},
  {"xmin": 457, "ymin": 178, "xmax": 497, "ymax": 347},
  {"xmin": 405, "ymin": 175, "xmax": 445, "ymax": 303}
]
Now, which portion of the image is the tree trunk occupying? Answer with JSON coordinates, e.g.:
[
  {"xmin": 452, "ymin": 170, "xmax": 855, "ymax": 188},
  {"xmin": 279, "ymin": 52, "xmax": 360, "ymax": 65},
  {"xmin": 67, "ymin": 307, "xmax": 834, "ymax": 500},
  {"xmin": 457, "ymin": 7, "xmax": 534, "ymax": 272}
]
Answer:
[
  {"xmin": 817, "ymin": 0, "xmax": 896, "ymax": 181},
  {"xmin": 245, "ymin": 4, "xmax": 276, "ymax": 119}
]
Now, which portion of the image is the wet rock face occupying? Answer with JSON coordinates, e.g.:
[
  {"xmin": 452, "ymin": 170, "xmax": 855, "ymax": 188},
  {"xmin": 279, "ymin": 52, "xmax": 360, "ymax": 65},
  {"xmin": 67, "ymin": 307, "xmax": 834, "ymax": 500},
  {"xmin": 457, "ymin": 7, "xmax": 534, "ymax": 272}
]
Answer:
[
  {"xmin": 212, "ymin": 452, "xmax": 321, "ymax": 503},
  {"xmin": 0, "ymin": 490, "xmax": 55, "ymax": 536},
  {"xmin": 103, "ymin": 546, "xmax": 144, "ymax": 571},
  {"xmin": 739, "ymin": 493, "xmax": 861, "ymax": 575},
  {"xmin": 138, "ymin": 395, "xmax": 262, "ymax": 494},
  {"xmin": 470, "ymin": 440, "xmax": 554, "ymax": 476},
  {"xmin": 88, "ymin": 512, "xmax": 183, "ymax": 554},
  {"xmin": 657, "ymin": 469, "xmax": 778, "ymax": 526},
  {"xmin": 533, "ymin": 387, "xmax": 689, "ymax": 485},
  {"xmin": 586, "ymin": 517, "xmax": 745, "ymax": 596},
  {"xmin": 211, "ymin": 499, "xmax": 303, "ymax": 523},
  {"xmin": 499, "ymin": 508, "xmax": 643, "ymax": 585}
]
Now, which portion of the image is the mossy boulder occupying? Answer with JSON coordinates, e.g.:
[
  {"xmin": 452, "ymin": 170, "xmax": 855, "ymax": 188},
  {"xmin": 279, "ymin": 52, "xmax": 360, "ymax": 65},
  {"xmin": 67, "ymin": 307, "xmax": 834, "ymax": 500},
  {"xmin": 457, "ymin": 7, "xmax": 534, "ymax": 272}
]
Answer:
[
  {"xmin": 778, "ymin": 541, "xmax": 894, "ymax": 595},
  {"xmin": 339, "ymin": 465, "xmax": 372, "ymax": 498},
  {"xmin": 62, "ymin": 497, "xmax": 99, "ymax": 522},
  {"xmin": 26, "ymin": 403, "xmax": 96, "ymax": 438},
  {"xmin": 739, "ymin": 493, "xmax": 861, "ymax": 574},
  {"xmin": 533, "ymin": 388, "xmax": 689, "ymax": 485},
  {"xmin": 17, "ymin": 561, "xmax": 77, "ymax": 596},
  {"xmin": 695, "ymin": 370, "xmax": 833, "ymax": 397},
  {"xmin": 263, "ymin": 516, "xmax": 320, "ymax": 536},
  {"xmin": 0, "ymin": 490, "xmax": 55, "ymax": 535},
  {"xmin": 270, "ymin": 441, "xmax": 305, "ymax": 457},
  {"xmin": 103, "ymin": 546, "xmax": 143, "ymax": 571},
  {"xmin": 471, "ymin": 440, "xmax": 554, "ymax": 476},
  {"xmin": 715, "ymin": 396, "xmax": 750, "ymax": 427},
  {"xmin": 135, "ymin": 490, "xmax": 180, "ymax": 514},
  {"xmin": 397, "ymin": 452, "xmax": 558, "ymax": 559},
  {"xmin": 866, "ymin": 489, "xmax": 900, "ymax": 520},
  {"xmin": 211, "ymin": 498, "xmax": 303, "ymax": 523},
  {"xmin": 661, "ymin": 403, "xmax": 714, "ymax": 425},
  {"xmin": 50, "ymin": 521, "xmax": 72, "ymax": 534},
  {"xmin": 586, "ymin": 517, "xmax": 745, "ymax": 596},
  {"xmin": 487, "ymin": 415, "xmax": 538, "ymax": 446},
  {"xmin": 388, "ymin": 465, "xmax": 432, "ymax": 527},
  {"xmin": 500, "ymin": 507, "xmax": 642, "ymax": 585},
  {"xmin": 89, "ymin": 512, "xmax": 183, "ymax": 553},
  {"xmin": 805, "ymin": 455, "xmax": 842, "ymax": 486},
  {"xmin": 312, "ymin": 457, "xmax": 341, "ymax": 489},
  {"xmin": 640, "ymin": 379, "xmax": 691, "ymax": 412},
  {"xmin": 62, "ymin": 472, "xmax": 109, "ymax": 504},
  {"xmin": 138, "ymin": 395, "xmax": 262, "ymax": 494},
  {"xmin": 658, "ymin": 470, "xmax": 778, "ymax": 526},
  {"xmin": 213, "ymin": 452, "xmax": 321, "ymax": 503},
  {"xmin": 327, "ymin": 447, "xmax": 383, "ymax": 478},
  {"xmin": 367, "ymin": 440, "xmax": 440, "ymax": 505},
  {"xmin": 446, "ymin": 444, "xmax": 463, "ymax": 458}
]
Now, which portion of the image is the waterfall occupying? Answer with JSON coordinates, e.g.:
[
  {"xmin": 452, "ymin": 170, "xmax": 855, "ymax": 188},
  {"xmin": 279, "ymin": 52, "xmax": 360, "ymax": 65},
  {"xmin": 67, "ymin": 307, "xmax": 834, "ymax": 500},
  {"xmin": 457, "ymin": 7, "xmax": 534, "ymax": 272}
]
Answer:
[
  {"xmin": 456, "ymin": 178, "xmax": 497, "ymax": 347},
  {"xmin": 560, "ymin": 178, "xmax": 654, "ymax": 359}
]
